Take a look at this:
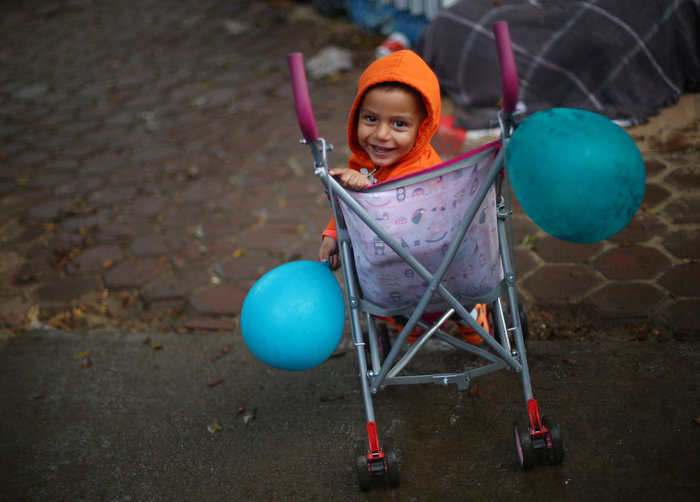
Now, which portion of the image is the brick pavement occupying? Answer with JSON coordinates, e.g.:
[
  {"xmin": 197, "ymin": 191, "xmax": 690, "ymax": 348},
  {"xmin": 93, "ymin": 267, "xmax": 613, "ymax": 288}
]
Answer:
[{"xmin": 0, "ymin": 0, "xmax": 698, "ymax": 337}]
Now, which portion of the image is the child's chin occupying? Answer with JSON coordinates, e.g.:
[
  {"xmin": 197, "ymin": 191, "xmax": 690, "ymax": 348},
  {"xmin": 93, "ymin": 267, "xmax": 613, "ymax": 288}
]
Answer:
[{"xmin": 370, "ymin": 155, "xmax": 397, "ymax": 168}]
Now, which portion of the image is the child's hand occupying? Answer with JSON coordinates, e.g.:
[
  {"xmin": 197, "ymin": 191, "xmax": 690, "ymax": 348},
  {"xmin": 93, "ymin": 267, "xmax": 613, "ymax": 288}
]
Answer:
[
  {"xmin": 329, "ymin": 167, "xmax": 371, "ymax": 191},
  {"xmin": 319, "ymin": 236, "xmax": 341, "ymax": 270}
]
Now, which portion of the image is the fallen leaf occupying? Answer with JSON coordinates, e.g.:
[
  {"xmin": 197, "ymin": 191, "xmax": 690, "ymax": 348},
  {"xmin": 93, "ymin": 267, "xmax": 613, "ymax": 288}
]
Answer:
[
  {"xmin": 73, "ymin": 350, "xmax": 91, "ymax": 360},
  {"xmin": 207, "ymin": 379, "xmax": 224, "ymax": 388},
  {"xmin": 242, "ymin": 407, "xmax": 257, "ymax": 425},
  {"xmin": 101, "ymin": 259, "xmax": 115, "ymax": 270},
  {"xmin": 563, "ymin": 355, "xmax": 576, "ymax": 366},
  {"xmin": 320, "ymin": 394, "xmax": 345, "ymax": 402},
  {"xmin": 469, "ymin": 383, "xmax": 482, "ymax": 397},
  {"xmin": 207, "ymin": 417, "xmax": 222, "ymax": 435},
  {"xmin": 657, "ymin": 459, "xmax": 677, "ymax": 479},
  {"xmin": 211, "ymin": 345, "xmax": 232, "ymax": 362}
]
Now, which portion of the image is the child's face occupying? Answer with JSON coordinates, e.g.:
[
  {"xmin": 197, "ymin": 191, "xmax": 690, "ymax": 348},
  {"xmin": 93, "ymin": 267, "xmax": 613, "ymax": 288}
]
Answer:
[{"xmin": 357, "ymin": 86, "xmax": 426, "ymax": 168}]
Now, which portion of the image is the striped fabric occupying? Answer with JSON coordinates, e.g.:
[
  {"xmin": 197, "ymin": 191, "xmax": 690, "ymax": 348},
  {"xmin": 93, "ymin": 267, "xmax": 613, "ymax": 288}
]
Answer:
[{"xmin": 417, "ymin": 0, "xmax": 700, "ymax": 128}]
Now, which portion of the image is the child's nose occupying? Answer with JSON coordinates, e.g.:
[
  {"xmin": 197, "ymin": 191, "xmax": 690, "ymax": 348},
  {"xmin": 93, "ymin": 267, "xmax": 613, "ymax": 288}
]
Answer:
[{"xmin": 375, "ymin": 122, "xmax": 391, "ymax": 140}]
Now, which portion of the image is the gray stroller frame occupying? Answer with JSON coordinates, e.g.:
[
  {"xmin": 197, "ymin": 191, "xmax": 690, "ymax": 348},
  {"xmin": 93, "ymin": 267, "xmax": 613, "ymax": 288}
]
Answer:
[{"xmin": 288, "ymin": 22, "xmax": 564, "ymax": 491}]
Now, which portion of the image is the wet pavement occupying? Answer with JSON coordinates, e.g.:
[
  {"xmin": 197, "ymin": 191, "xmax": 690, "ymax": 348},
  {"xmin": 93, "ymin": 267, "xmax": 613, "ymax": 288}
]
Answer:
[
  {"xmin": 0, "ymin": 0, "xmax": 699, "ymax": 500},
  {"xmin": 2, "ymin": 329, "xmax": 699, "ymax": 501}
]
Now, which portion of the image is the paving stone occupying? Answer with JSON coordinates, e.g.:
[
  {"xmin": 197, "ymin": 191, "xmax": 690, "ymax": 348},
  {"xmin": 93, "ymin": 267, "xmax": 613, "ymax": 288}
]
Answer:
[
  {"xmin": 180, "ymin": 178, "xmax": 231, "ymax": 203},
  {"xmin": 36, "ymin": 276, "xmax": 102, "ymax": 311},
  {"xmin": 27, "ymin": 198, "xmax": 74, "ymax": 222},
  {"xmin": 61, "ymin": 209, "xmax": 114, "ymax": 232},
  {"xmin": 103, "ymin": 257, "xmax": 169, "ymax": 289},
  {"xmin": 201, "ymin": 214, "xmax": 256, "ymax": 237},
  {"xmin": 0, "ymin": 179, "xmax": 16, "ymax": 196},
  {"xmin": 608, "ymin": 213, "xmax": 668, "ymax": 243},
  {"xmin": 14, "ymin": 82, "xmax": 49, "ymax": 100},
  {"xmin": 129, "ymin": 196, "xmax": 169, "ymax": 217},
  {"xmin": 65, "ymin": 244, "xmax": 125, "ymax": 275},
  {"xmin": 81, "ymin": 152, "xmax": 126, "ymax": 174},
  {"xmin": 644, "ymin": 158, "xmax": 667, "ymax": 178},
  {"xmin": 131, "ymin": 143, "xmax": 179, "ymax": 164},
  {"xmin": 171, "ymin": 238, "xmax": 237, "ymax": 268},
  {"xmin": 666, "ymin": 167, "xmax": 700, "ymax": 192},
  {"xmin": 522, "ymin": 265, "xmax": 600, "ymax": 303},
  {"xmin": 659, "ymin": 263, "xmax": 700, "ymax": 297},
  {"xmin": 533, "ymin": 237, "xmax": 604, "ymax": 264},
  {"xmin": 141, "ymin": 269, "xmax": 211, "ymax": 305},
  {"xmin": 110, "ymin": 165, "xmax": 161, "ymax": 186},
  {"xmin": 158, "ymin": 206, "xmax": 217, "ymax": 229},
  {"xmin": 131, "ymin": 232, "xmax": 192, "ymax": 257},
  {"xmin": 509, "ymin": 215, "xmax": 540, "ymax": 245},
  {"xmin": 239, "ymin": 225, "xmax": 305, "ymax": 252},
  {"xmin": 26, "ymin": 173, "xmax": 72, "ymax": 189},
  {"xmin": 216, "ymin": 251, "xmax": 282, "ymax": 282},
  {"xmin": 54, "ymin": 177, "xmax": 103, "ymax": 197},
  {"xmin": 95, "ymin": 219, "xmax": 154, "ymax": 243},
  {"xmin": 594, "ymin": 246, "xmax": 671, "ymax": 280},
  {"xmin": 662, "ymin": 299, "xmax": 700, "ymax": 335},
  {"xmin": 585, "ymin": 283, "xmax": 666, "ymax": 319},
  {"xmin": 640, "ymin": 183, "xmax": 671, "ymax": 208},
  {"xmin": 665, "ymin": 197, "xmax": 700, "ymax": 224},
  {"xmin": 513, "ymin": 248, "xmax": 538, "ymax": 278},
  {"xmin": 662, "ymin": 228, "xmax": 700, "ymax": 259},
  {"xmin": 218, "ymin": 184, "xmax": 280, "ymax": 214},
  {"xmin": 188, "ymin": 283, "xmax": 247, "ymax": 316},
  {"xmin": 88, "ymin": 186, "xmax": 138, "ymax": 206}
]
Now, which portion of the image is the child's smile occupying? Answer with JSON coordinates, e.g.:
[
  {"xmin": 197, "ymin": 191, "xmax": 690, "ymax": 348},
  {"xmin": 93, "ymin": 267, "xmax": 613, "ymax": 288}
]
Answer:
[{"xmin": 357, "ymin": 86, "xmax": 426, "ymax": 168}]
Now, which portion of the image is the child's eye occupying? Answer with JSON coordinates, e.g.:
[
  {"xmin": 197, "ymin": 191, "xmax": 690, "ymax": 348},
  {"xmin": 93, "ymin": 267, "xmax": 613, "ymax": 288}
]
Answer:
[
  {"xmin": 363, "ymin": 114, "xmax": 377, "ymax": 123},
  {"xmin": 394, "ymin": 120, "xmax": 408, "ymax": 128}
]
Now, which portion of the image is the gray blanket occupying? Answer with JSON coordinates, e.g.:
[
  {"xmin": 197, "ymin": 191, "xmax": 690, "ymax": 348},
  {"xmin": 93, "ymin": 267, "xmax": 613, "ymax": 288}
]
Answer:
[{"xmin": 417, "ymin": 0, "xmax": 700, "ymax": 129}]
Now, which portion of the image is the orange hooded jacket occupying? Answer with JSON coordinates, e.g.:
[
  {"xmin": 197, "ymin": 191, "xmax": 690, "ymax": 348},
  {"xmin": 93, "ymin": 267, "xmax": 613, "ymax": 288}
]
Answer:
[{"xmin": 322, "ymin": 50, "xmax": 442, "ymax": 241}]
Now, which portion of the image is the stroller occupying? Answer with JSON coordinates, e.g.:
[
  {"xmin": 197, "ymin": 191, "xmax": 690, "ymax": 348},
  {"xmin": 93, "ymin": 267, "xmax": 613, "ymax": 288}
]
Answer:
[{"xmin": 288, "ymin": 22, "xmax": 564, "ymax": 490}]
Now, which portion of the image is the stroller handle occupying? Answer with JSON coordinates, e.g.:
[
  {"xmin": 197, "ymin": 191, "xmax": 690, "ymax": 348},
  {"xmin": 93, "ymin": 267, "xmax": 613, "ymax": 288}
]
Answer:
[
  {"xmin": 493, "ymin": 22, "xmax": 519, "ymax": 115},
  {"xmin": 287, "ymin": 52, "xmax": 319, "ymax": 143}
]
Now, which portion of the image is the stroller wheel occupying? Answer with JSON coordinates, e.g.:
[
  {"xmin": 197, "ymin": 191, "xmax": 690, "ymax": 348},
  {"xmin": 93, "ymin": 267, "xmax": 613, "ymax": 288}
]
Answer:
[
  {"xmin": 353, "ymin": 442, "xmax": 372, "ymax": 491},
  {"xmin": 542, "ymin": 416, "xmax": 564, "ymax": 464},
  {"xmin": 513, "ymin": 420, "xmax": 536, "ymax": 469},
  {"xmin": 383, "ymin": 438, "xmax": 400, "ymax": 487}
]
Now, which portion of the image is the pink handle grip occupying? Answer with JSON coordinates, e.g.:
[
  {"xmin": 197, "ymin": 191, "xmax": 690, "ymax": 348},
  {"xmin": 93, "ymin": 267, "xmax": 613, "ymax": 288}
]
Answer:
[
  {"xmin": 493, "ymin": 22, "xmax": 519, "ymax": 115},
  {"xmin": 287, "ymin": 52, "xmax": 319, "ymax": 143}
]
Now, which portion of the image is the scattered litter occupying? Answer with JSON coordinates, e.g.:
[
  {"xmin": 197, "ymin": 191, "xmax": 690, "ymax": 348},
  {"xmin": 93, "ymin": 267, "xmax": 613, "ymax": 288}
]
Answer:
[
  {"xmin": 222, "ymin": 19, "xmax": 251, "ymax": 36},
  {"xmin": 211, "ymin": 345, "xmax": 232, "ymax": 362},
  {"xmin": 563, "ymin": 355, "xmax": 576, "ymax": 366},
  {"xmin": 320, "ymin": 394, "xmax": 345, "ymax": 402},
  {"xmin": 208, "ymin": 417, "xmax": 222, "ymax": 435},
  {"xmin": 306, "ymin": 46, "xmax": 353, "ymax": 80},
  {"xmin": 143, "ymin": 337, "xmax": 163, "ymax": 350},
  {"xmin": 207, "ymin": 379, "xmax": 224, "ymax": 388},
  {"xmin": 238, "ymin": 405, "xmax": 256, "ymax": 425},
  {"xmin": 468, "ymin": 382, "xmax": 482, "ymax": 397},
  {"xmin": 375, "ymin": 32, "xmax": 410, "ymax": 59}
]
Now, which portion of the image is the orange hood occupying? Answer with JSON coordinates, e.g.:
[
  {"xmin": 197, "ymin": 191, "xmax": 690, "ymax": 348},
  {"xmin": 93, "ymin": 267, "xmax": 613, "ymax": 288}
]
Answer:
[{"xmin": 347, "ymin": 50, "xmax": 442, "ymax": 180}]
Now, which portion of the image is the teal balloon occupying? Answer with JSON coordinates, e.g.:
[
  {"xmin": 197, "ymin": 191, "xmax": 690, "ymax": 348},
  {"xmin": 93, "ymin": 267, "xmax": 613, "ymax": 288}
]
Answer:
[
  {"xmin": 506, "ymin": 108, "xmax": 646, "ymax": 243},
  {"xmin": 241, "ymin": 261, "xmax": 345, "ymax": 371}
]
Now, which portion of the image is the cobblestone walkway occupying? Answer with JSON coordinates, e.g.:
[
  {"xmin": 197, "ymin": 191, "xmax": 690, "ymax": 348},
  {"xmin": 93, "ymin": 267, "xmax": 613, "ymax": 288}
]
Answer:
[{"xmin": 1, "ymin": 0, "xmax": 698, "ymax": 337}]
